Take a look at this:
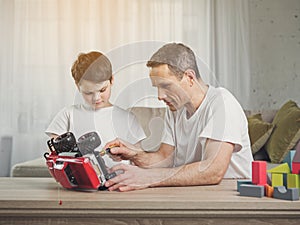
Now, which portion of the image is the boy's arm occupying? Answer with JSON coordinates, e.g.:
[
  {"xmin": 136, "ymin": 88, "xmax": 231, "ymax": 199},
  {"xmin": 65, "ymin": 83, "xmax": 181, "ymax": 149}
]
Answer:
[{"xmin": 105, "ymin": 139, "xmax": 233, "ymax": 192}]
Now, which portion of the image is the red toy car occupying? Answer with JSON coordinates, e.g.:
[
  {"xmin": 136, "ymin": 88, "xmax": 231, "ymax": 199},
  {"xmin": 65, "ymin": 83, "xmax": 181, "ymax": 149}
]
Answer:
[{"xmin": 44, "ymin": 132, "xmax": 116, "ymax": 191}]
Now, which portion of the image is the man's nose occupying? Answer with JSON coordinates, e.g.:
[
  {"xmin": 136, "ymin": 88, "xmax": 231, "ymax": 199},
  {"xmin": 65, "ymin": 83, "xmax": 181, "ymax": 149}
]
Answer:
[{"xmin": 157, "ymin": 88, "xmax": 166, "ymax": 101}]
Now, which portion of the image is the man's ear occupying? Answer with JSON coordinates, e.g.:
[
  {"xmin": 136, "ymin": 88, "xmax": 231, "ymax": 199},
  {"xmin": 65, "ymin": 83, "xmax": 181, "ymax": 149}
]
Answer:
[{"xmin": 184, "ymin": 69, "xmax": 196, "ymax": 86}]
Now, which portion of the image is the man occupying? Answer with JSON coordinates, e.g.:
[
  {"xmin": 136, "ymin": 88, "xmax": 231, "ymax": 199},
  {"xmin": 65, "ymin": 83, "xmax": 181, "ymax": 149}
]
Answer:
[{"xmin": 104, "ymin": 43, "xmax": 253, "ymax": 192}]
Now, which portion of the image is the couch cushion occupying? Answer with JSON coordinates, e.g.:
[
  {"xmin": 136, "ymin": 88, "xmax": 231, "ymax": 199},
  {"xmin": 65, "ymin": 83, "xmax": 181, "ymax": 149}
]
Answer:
[
  {"xmin": 247, "ymin": 114, "xmax": 274, "ymax": 155},
  {"xmin": 128, "ymin": 107, "xmax": 166, "ymax": 151},
  {"xmin": 265, "ymin": 100, "xmax": 300, "ymax": 163},
  {"xmin": 244, "ymin": 110, "xmax": 277, "ymax": 123}
]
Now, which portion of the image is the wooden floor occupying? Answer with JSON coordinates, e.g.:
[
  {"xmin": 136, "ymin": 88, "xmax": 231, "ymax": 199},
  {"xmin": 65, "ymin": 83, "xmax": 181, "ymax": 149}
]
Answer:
[{"xmin": 0, "ymin": 177, "xmax": 299, "ymax": 225}]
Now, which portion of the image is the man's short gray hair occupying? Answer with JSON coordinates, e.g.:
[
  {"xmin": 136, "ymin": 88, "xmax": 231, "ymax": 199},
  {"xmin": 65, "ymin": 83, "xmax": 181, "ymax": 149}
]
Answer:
[{"xmin": 147, "ymin": 43, "xmax": 200, "ymax": 79}]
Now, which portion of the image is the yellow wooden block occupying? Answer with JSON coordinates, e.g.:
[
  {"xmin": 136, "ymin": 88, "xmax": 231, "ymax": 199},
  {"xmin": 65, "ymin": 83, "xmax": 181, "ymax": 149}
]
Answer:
[
  {"xmin": 272, "ymin": 173, "xmax": 283, "ymax": 187},
  {"xmin": 287, "ymin": 174, "xmax": 300, "ymax": 189},
  {"xmin": 267, "ymin": 163, "xmax": 290, "ymax": 174}
]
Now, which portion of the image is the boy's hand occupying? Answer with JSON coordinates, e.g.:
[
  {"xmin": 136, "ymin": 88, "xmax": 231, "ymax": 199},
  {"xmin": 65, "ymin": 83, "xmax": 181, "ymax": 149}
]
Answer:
[{"xmin": 104, "ymin": 138, "xmax": 142, "ymax": 162}]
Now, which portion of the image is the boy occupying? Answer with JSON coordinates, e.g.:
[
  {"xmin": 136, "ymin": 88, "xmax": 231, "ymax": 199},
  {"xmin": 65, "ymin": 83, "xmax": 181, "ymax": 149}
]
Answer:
[{"xmin": 45, "ymin": 51, "xmax": 146, "ymax": 167}]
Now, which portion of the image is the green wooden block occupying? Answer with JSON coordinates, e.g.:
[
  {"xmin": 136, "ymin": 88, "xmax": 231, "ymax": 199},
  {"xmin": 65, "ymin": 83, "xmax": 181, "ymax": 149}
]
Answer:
[
  {"xmin": 272, "ymin": 173, "xmax": 283, "ymax": 187},
  {"xmin": 267, "ymin": 163, "xmax": 290, "ymax": 174},
  {"xmin": 287, "ymin": 174, "xmax": 300, "ymax": 189}
]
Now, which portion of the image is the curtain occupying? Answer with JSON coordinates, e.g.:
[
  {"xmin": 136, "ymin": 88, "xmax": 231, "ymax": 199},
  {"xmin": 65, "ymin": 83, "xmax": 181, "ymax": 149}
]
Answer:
[{"xmin": 0, "ymin": 0, "xmax": 250, "ymax": 173}]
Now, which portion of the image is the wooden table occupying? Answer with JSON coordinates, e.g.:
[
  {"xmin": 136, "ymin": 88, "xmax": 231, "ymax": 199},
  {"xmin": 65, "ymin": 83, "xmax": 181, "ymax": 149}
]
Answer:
[{"xmin": 0, "ymin": 178, "xmax": 299, "ymax": 225}]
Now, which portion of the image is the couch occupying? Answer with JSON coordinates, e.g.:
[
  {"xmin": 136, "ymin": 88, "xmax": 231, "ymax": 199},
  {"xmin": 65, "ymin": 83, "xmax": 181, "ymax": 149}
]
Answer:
[
  {"xmin": 11, "ymin": 101, "xmax": 300, "ymax": 177},
  {"xmin": 11, "ymin": 107, "xmax": 166, "ymax": 177}
]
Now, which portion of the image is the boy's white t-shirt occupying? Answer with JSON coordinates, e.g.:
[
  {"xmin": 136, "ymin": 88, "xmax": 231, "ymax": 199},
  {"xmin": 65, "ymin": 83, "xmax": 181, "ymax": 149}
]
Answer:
[
  {"xmin": 45, "ymin": 105, "xmax": 146, "ymax": 167},
  {"xmin": 162, "ymin": 86, "xmax": 253, "ymax": 178}
]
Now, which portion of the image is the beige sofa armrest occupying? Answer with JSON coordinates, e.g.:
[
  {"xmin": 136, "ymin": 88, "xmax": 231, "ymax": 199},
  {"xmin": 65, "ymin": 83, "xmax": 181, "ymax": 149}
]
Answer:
[{"xmin": 11, "ymin": 157, "xmax": 51, "ymax": 177}]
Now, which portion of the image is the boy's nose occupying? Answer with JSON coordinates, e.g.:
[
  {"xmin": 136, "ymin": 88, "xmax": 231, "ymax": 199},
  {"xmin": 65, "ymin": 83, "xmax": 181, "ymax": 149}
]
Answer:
[{"xmin": 93, "ymin": 91, "xmax": 101, "ymax": 101}]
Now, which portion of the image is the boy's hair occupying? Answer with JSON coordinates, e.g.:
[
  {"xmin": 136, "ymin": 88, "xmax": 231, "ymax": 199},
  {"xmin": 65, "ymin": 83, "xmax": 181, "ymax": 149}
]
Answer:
[
  {"xmin": 71, "ymin": 51, "xmax": 112, "ymax": 85},
  {"xmin": 147, "ymin": 43, "xmax": 200, "ymax": 80}
]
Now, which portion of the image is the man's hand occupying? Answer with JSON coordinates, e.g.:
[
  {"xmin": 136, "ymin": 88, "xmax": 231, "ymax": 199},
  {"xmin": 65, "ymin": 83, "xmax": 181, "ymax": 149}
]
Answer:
[
  {"xmin": 104, "ymin": 138, "xmax": 143, "ymax": 162},
  {"xmin": 103, "ymin": 139, "xmax": 234, "ymax": 192},
  {"xmin": 105, "ymin": 164, "xmax": 165, "ymax": 192}
]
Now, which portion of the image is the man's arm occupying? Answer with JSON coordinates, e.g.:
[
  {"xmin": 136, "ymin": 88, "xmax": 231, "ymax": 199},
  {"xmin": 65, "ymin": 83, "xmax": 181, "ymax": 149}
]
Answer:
[
  {"xmin": 133, "ymin": 143, "xmax": 175, "ymax": 168},
  {"xmin": 105, "ymin": 139, "xmax": 234, "ymax": 191},
  {"xmin": 151, "ymin": 139, "xmax": 234, "ymax": 186},
  {"xmin": 49, "ymin": 134, "xmax": 58, "ymax": 139},
  {"xmin": 105, "ymin": 139, "xmax": 175, "ymax": 168}
]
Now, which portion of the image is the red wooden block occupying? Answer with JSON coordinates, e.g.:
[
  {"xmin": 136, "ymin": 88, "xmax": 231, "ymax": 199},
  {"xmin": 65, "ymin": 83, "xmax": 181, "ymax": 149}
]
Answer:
[
  {"xmin": 252, "ymin": 161, "xmax": 267, "ymax": 185},
  {"xmin": 292, "ymin": 162, "xmax": 300, "ymax": 174}
]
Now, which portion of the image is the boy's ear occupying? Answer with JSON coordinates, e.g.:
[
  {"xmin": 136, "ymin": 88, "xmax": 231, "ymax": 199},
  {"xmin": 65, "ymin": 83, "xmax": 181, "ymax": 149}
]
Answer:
[
  {"xmin": 110, "ymin": 75, "xmax": 114, "ymax": 85},
  {"xmin": 76, "ymin": 83, "xmax": 80, "ymax": 91}
]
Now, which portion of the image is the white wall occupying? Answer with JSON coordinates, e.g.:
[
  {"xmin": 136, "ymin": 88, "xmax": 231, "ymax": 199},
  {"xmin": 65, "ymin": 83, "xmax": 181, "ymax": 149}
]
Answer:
[
  {"xmin": 1, "ymin": 0, "xmax": 299, "ymax": 174},
  {"xmin": 249, "ymin": 0, "xmax": 300, "ymax": 109}
]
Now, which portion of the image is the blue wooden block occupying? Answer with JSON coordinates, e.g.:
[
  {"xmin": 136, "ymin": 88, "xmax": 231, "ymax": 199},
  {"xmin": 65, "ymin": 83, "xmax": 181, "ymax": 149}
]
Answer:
[
  {"xmin": 273, "ymin": 186, "xmax": 299, "ymax": 201},
  {"xmin": 239, "ymin": 184, "xmax": 264, "ymax": 198},
  {"xmin": 237, "ymin": 180, "xmax": 252, "ymax": 192},
  {"xmin": 283, "ymin": 173, "xmax": 288, "ymax": 187},
  {"xmin": 283, "ymin": 150, "xmax": 296, "ymax": 171}
]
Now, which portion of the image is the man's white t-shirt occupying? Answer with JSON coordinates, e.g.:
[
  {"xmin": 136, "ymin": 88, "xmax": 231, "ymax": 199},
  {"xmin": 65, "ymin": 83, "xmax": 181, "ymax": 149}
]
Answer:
[
  {"xmin": 162, "ymin": 86, "xmax": 253, "ymax": 178},
  {"xmin": 45, "ymin": 105, "xmax": 146, "ymax": 167}
]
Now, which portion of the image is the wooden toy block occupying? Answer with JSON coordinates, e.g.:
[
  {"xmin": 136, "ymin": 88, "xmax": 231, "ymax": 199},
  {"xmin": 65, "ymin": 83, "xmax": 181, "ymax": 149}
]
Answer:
[
  {"xmin": 292, "ymin": 162, "xmax": 300, "ymax": 174},
  {"xmin": 267, "ymin": 163, "xmax": 290, "ymax": 174},
  {"xmin": 273, "ymin": 186, "xmax": 299, "ymax": 201},
  {"xmin": 283, "ymin": 150, "xmax": 296, "ymax": 170},
  {"xmin": 239, "ymin": 184, "xmax": 264, "ymax": 198},
  {"xmin": 287, "ymin": 174, "xmax": 300, "ymax": 189},
  {"xmin": 264, "ymin": 184, "xmax": 274, "ymax": 197},
  {"xmin": 237, "ymin": 180, "xmax": 252, "ymax": 192},
  {"xmin": 252, "ymin": 161, "xmax": 267, "ymax": 185},
  {"xmin": 292, "ymin": 141, "xmax": 300, "ymax": 163},
  {"xmin": 271, "ymin": 173, "xmax": 283, "ymax": 187},
  {"xmin": 267, "ymin": 173, "xmax": 272, "ymax": 186},
  {"xmin": 283, "ymin": 173, "xmax": 288, "ymax": 187}
]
